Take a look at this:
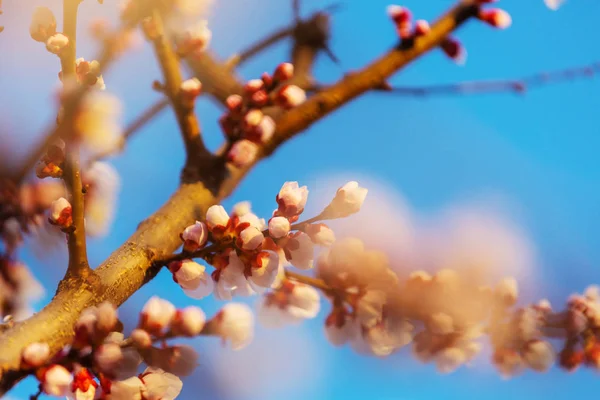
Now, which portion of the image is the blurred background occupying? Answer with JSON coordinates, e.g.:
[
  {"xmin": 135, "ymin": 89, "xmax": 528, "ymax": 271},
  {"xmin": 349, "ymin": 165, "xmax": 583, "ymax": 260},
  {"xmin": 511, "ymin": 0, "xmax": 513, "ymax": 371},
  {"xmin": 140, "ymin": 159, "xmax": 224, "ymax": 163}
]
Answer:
[{"xmin": 2, "ymin": 0, "xmax": 600, "ymax": 398}]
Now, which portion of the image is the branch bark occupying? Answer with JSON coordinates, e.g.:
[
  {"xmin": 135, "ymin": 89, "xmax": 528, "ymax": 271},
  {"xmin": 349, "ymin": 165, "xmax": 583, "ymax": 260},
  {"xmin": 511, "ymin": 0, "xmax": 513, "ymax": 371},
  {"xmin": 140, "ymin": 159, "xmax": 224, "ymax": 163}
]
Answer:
[
  {"xmin": 60, "ymin": 0, "xmax": 91, "ymax": 279},
  {"xmin": 0, "ymin": 1, "xmax": 478, "ymax": 393}
]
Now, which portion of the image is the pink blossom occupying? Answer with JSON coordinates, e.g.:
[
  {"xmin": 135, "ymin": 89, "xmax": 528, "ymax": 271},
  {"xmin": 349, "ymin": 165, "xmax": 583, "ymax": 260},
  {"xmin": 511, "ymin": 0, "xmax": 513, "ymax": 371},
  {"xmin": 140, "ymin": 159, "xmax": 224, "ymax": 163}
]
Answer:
[
  {"xmin": 108, "ymin": 376, "xmax": 144, "ymax": 400},
  {"xmin": 257, "ymin": 281, "xmax": 320, "ymax": 327},
  {"xmin": 214, "ymin": 252, "xmax": 255, "ymax": 300},
  {"xmin": 225, "ymin": 94, "xmax": 243, "ymax": 112},
  {"xmin": 174, "ymin": 20, "xmax": 212, "ymax": 54},
  {"xmin": 523, "ymin": 340, "xmax": 555, "ymax": 372},
  {"xmin": 545, "ymin": 0, "xmax": 566, "ymax": 10},
  {"xmin": 441, "ymin": 37, "xmax": 467, "ymax": 65},
  {"xmin": 228, "ymin": 139, "xmax": 259, "ymax": 168},
  {"xmin": 181, "ymin": 221, "xmax": 209, "ymax": 252}
]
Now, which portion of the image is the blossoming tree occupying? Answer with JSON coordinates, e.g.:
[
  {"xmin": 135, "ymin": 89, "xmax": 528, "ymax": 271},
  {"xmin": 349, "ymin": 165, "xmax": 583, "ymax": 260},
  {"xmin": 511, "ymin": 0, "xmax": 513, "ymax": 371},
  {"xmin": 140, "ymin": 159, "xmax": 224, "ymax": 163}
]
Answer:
[{"xmin": 1, "ymin": 0, "xmax": 598, "ymax": 398}]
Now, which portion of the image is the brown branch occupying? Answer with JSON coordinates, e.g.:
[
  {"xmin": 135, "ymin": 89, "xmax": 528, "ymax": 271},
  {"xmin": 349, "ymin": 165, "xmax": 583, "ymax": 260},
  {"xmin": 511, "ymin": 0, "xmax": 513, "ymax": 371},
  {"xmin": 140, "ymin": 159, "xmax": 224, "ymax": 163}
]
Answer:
[
  {"xmin": 285, "ymin": 270, "xmax": 332, "ymax": 293},
  {"xmin": 60, "ymin": 0, "xmax": 91, "ymax": 279},
  {"xmin": 148, "ymin": 9, "xmax": 213, "ymax": 183},
  {"xmin": 185, "ymin": 52, "xmax": 244, "ymax": 106},
  {"xmin": 0, "ymin": 1, "xmax": 478, "ymax": 393},
  {"xmin": 377, "ymin": 62, "xmax": 600, "ymax": 97},
  {"xmin": 228, "ymin": 26, "xmax": 295, "ymax": 69}
]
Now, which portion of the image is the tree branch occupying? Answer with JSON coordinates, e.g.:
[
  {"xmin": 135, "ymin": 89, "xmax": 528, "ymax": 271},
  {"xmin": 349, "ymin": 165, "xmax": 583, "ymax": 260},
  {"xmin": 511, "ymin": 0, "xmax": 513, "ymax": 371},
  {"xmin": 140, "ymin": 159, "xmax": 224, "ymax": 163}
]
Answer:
[
  {"xmin": 375, "ymin": 62, "xmax": 600, "ymax": 97},
  {"xmin": 60, "ymin": 0, "xmax": 91, "ymax": 279},
  {"xmin": 0, "ymin": 1, "xmax": 478, "ymax": 393},
  {"xmin": 185, "ymin": 51, "xmax": 244, "ymax": 106},
  {"xmin": 228, "ymin": 26, "xmax": 295, "ymax": 69},
  {"xmin": 148, "ymin": 9, "xmax": 213, "ymax": 183}
]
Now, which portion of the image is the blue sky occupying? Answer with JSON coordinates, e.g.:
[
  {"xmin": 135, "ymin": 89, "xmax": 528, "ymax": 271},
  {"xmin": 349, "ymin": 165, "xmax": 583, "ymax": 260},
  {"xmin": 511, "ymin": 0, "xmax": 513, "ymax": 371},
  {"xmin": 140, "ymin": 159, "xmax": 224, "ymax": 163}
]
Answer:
[{"xmin": 3, "ymin": 0, "xmax": 600, "ymax": 399}]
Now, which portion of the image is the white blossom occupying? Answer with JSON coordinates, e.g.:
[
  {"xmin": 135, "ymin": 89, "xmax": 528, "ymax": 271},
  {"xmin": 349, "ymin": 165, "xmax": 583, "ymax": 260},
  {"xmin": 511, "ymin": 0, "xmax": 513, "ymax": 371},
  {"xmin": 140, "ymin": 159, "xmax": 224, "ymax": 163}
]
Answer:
[
  {"xmin": 286, "ymin": 232, "xmax": 314, "ymax": 270},
  {"xmin": 21, "ymin": 342, "xmax": 50, "ymax": 367},
  {"xmin": 206, "ymin": 205, "xmax": 230, "ymax": 230},
  {"xmin": 545, "ymin": 0, "xmax": 566, "ymax": 10},
  {"xmin": 75, "ymin": 92, "xmax": 122, "ymax": 156},
  {"xmin": 42, "ymin": 365, "xmax": 73, "ymax": 396},
  {"xmin": 141, "ymin": 297, "xmax": 176, "ymax": 334},
  {"xmin": 46, "ymin": 33, "xmax": 69, "ymax": 54},
  {"xmin": 324, "ymin": 181, "xmax": 368, "ymax": 218},
  {"xmin": 181, "ymin": 221, "xmax": 209, "ymax": 252},
  {"xmin": 173, "ymin": 306, "xmax": 206, "ymax": 336},
  {"xmin": 268, "ymin": 216, "xmax": 290, "ymax": 239},
  {"xmin": 140, "ymin": 367, "xmax": 183, "ymax": 400},
  {"xmin": 215, "ymin": 303, "xmax": 254, "ymax": 350},
  {"xmin": 82, "ymin": 162, "xmax": 120, "ymax": 237},
  {"xmin": 276, "ymin": 181, "xmax": 309, "ymax": 217}
]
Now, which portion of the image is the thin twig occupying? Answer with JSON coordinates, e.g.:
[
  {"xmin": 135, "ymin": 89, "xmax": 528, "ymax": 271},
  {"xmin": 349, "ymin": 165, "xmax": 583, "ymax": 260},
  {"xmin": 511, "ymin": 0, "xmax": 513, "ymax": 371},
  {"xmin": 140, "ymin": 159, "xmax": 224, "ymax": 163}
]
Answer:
[
  {"xmin": 377, "ymin": 62, "xmax": 600, "ymax": 97},
  {"xmin": 149, "ymin": 10, "xmax": 208, "ymax": 159},
  {"xmin": 60, "ymin": 0, "xmax": 90, "ymax": 278},
  {"xmin": 228, "ymin": 26, "xmax": 295, "ymax": 69},
  {"xmin": 285, "ymin": 270, "xmax": 332, "ymax": 293}
]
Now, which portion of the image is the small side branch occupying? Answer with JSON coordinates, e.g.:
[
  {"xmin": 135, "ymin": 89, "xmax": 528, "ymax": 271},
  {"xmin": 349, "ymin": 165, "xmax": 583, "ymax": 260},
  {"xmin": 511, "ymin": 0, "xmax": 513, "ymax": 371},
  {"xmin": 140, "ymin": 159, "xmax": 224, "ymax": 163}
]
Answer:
[
  {"xmin": 378, "ymin": 62, "xmax": 600, "ymax": 97},
  {"xmin": 60, "ymin": 0, "xmax": 90, "ymax": 278},
  {"xmin": 148, "ymin": 9, "xmax": 213, "ymax": 183}
]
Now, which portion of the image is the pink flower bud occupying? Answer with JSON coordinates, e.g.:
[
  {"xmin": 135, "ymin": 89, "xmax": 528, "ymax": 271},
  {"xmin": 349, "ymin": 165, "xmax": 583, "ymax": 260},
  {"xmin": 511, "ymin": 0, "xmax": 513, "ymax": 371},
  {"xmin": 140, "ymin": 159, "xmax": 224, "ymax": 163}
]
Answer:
[
  {"xmin": 219, "ymin": 113, "xmax": 236, "ymax": 137},
  {"xmin": 387, "ymin": 5, "xmax": 412, "ymax": 39},
  {"xmin": 243, "ymin": 109, "xmax": 263, "ymax": 129},
  {"xmin": 479, "ymin": 9, "xmax": 512, "ymax": 29},
  {"xmin": 131, "ymin": 328, "xmax": 152, "ymax": 349},
  {"xmin": 171, "ymin": 260, "xmax": 214, "ymax": 299},
  {"xmin": 227, "ymin": 139, "xmax": 259, "ymax": 168},
  {"xmin": 213, "ymin": 303, "xmax": 254, "ymax": 350},
  {"xmin": 441, "ymin": 37, "xmax": 467, "ymax": 65},
  {"xmin": 46, "ymin": 33, "xmax": 69, "ymax": 54},
  {"xmin": 276, "ymin": 181, "xmax": 309, "ymax": 217},
  {"xmin": 544, "ymin": 0, "xmax": 566, "ymax": 10},
  {"xmin": 250, "ymin": 90, "xmax": 269, "ymax": 107},
  {"xmin": 174, "ymin": 21, "xmax": 212, "ymax": 55},
  {"xmin": 268, "ymin": 216, "xmax": 290, "ymax": 239},
  {"xmin": 173, "ymin": 306, "xmax": 206, "ymax": 336},
  {"xmin": 239, "ymin": 226, "xmax": 264, "ymax": 250},
  {"xmin": 523, "ymin": 340, "xmax": 555, "ymax": 372},
  {"xmin": 179, "ymin": 78, "xmax": 202, "ymax": 105},
  {"xmin": 49, "ymin": 197, "xmax": 72, "ymax": 228},
  {"xmin": 305, "ymin": 223, "xmax": 335, "ymax": 246},
  {"xmin": 276, "ymin": 85, "xmax": 306, "ymax": 108},
  {"xmin": 324, "ymin": 181, "xmax": 368, "ymax": 218},
  {"xmin": 140, "ymin": 296, "xmax": 176, "ymax": 334},
  {"xmin": 71, "ymin": 368, "xmax": 98, "ymax": 400},
  {"xmin": 257, "ymin": 115, "xmax": 276, "ymax": 143},
  {"xmin": 22, "ymin": 342, "xmax": 50, "ymax": 367},
  {"xmin": 95, "ymin": 301, "xmax": 118, "ymax": 333},
  {"xmin": 273, "ymin": 62, "xmax": 294, "ymax": 82},
  {"xmin": 95, "ymin": 343, "xmax": 124, "ymax": 373},
  {"xmin": 181, "ymin": 221, "xmax": 209, "ymax": 252},
  {"xmin": 225, "ymin": 94, "xmax": 243, "ymax": 113},
  {"xmin": 30, "ymin": 6, "xmax": 57, "ymax": 43},
  {"xmin": 285, "ymin": 231, "xmax": 315, "ymax": 270},
  {"xmin": 414, "ymin": 20, "xmax": 430, "ymax": 36},
  {"xmin": 244, "ymin": 79, "xmax": 264, "ymax": 94},
  {"xmin": 42, "ymin": 365, "xmax": 73, "ymax": 396},
  {"xmin": 261, "ymin": 72, "xmax": 274, "ymax": 88},
  {"xmin": 205, "ymin": 205, "xmax": 230, "ymax": 230}
]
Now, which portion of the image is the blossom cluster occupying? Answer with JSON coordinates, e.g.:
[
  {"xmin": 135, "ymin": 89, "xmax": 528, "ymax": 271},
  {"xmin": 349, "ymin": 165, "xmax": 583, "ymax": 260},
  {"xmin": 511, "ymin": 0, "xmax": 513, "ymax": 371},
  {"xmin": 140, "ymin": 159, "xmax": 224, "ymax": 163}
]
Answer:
[
  {"xmin": 387, "ymin": 2, "xmax": 511, "ymax": 65},
  {"xmin": 219, "ymin": 63, "xmax": 306, "ymax": 167},
  {"xmin": 167, "ymin": 180, "xmax": 367, "ymax": 302},
  {"xmin": 20, "ymin": 297, "xmax": 253, "ymax": 399}
]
